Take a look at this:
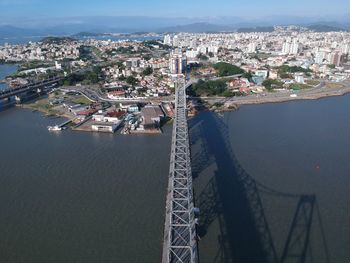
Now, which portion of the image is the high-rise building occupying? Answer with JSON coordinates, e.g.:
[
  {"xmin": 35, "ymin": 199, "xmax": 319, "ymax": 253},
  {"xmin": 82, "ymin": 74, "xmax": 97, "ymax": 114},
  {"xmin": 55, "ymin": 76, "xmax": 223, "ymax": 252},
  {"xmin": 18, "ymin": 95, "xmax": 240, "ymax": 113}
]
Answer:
[
  {"xmin": 163, "ymin": 35, "xmax": 172, "ymax": 46},
  {"xmin": 169, "ymin": 52, "xmax": 187, "ymax": 75},
  {"xmin": 329, "ymin": 51, "xmax": 341, "ymax": 66},
  {"xmin": 172, "ymin": 35, "xmax": 180, "ymax": 47},
  {"xmin": 247, "ymin": 42, "xmax": 257, "ymax": 53},
  {"xmin": 290, "ymin": 39, "xmax": 300, "ymax": 55},
  {"xmin": 341, "ymin": 43, "xmax": 349, "ymax": 54},
  {"xmin": 282, "ymin": 39, "xmax": 299, "ymax": 55},
  {"xmin": 282, "ymin": 42, "xmax": 290, "ymax": 54}
]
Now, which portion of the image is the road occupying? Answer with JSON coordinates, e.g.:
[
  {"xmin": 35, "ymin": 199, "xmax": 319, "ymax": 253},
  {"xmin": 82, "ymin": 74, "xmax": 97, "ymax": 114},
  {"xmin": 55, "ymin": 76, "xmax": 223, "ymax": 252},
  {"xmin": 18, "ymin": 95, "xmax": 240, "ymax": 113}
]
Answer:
[{"xmin": 59, "ymin": 85, "xmax": 175, "ymax": 104}]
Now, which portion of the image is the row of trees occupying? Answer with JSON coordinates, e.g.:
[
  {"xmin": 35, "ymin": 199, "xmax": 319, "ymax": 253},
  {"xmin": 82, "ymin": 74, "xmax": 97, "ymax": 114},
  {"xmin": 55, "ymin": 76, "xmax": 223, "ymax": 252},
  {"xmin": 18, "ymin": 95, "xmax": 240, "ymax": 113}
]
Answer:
[
  {"xmin": 213, "ymin": 62, "xmax": 245, "ymax": 77},
  {"xmin": 62, "ymin": 66, "xmax": 102, "ymax": 86},
  {"xmin": 278, "ymin": 65, "xmax": 312, "ymax": 78},
  {"xmin": 192, "ymin": 79, "xmax": 232, "ymax": 97}
]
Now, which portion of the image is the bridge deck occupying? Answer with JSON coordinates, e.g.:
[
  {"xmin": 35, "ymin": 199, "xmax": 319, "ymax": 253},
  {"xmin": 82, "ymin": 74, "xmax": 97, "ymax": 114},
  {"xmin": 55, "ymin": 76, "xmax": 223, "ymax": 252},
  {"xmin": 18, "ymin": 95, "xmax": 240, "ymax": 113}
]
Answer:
[
  {"xmin": 0, "ymin": 77, "xmax": 62, "ymax": 100},
  {"xmin": 162, "ymin": 83, "xmax": 198, "ymax": 263}
]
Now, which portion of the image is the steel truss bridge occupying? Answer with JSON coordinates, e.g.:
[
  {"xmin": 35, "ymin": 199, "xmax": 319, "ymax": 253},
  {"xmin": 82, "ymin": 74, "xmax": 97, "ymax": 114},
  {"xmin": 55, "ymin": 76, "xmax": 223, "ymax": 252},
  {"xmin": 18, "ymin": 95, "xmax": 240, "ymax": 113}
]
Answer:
[
  {"xmin": 161, "ymin": 81, "xmax": 325, "ymax": 263},
  {"xmin": 162, "ymin": 82, "xmax": 198, "ymax": 263},
  {"xmin": 0, "ymin": 77, "xmax": 62, "ymax": 100}
]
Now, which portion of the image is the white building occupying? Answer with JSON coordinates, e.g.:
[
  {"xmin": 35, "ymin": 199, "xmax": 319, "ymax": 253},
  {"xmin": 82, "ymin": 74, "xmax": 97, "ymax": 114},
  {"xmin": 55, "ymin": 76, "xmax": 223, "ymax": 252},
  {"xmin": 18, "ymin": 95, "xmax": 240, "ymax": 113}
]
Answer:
[
  {"xmin": 295, "ymin": 73, "xmax": 305, "ymax": 84},
  {"xmin": 163, "ymin": 34, "xmax": 172, "ymax": 46},
  {"xmin": 247, "ymin": 42, "xmax": 257, "ymax": 53}
]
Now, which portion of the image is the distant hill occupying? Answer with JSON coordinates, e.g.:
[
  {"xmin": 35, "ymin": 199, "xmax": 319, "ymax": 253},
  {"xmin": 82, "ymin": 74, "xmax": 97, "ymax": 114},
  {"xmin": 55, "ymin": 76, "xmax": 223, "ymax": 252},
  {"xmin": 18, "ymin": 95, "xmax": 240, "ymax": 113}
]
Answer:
[
  {"xmin": 307, "ymin": 24, "xmax": 348, "ymax": 32},
  {"xmin": 72, "ymin": 32, "xmax": 107, "ymax": 37},
  {"xmin": 40, "ymin": 36, "xmax": 76, "ymax": 44},
  {"xmin": 237, "ymin": 26, "xmax": 274, "ymax": 33},
  {"xmin": 158, "ymin": 22, "xmax": 234, "ymax": 33}
]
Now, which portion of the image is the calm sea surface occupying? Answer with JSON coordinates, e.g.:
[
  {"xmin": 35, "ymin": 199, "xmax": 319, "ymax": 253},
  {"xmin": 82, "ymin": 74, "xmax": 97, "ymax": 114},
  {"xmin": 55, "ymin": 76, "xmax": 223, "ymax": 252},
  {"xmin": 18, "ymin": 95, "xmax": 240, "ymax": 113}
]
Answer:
[
  {"xmin": 0, "ymin": 64, "xmax": 17, "ymax": 90},
  {"xmin": 1, "ymin": 61, "xmax": 350, "ymax": 262},
  {"xmin": 191, "ymin": 96, "xmax": 350, "ymax": 263},
  {"xmin": 0, "ymin": 108, "xmax": 171, "ymax": 263}
]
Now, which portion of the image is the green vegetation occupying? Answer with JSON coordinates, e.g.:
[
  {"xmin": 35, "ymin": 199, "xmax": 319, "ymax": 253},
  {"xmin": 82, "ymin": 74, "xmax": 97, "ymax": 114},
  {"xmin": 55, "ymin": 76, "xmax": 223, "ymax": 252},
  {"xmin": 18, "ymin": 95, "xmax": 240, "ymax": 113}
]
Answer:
[
  {"xmin": 41, "ymin": 37, "xmax": 76, "ymax": 44},
  {"xmin": 126, "ymin": 76, "xmax": 138, "ymax": 86},
  {"xmin": 262, "ymin": 79, "xmax": 284, "ymax": 91},
  {"xmin": 307, "ymin": 25, "xmax": 348, "ymax": 32},
  {"xmin": 71, "ymin": 95, "xmax": 92, "ymax": 105},
  {"xmin": 192, "ymin": 79, "xmax": 228, "ymax": 96},
  {"xmin": 73, "ymin": 32, "xmax": 104, "ymax": 37},
  {"xmin": 197, "ymin": 53, "xmax": 209, "ymax": 61},
  {"xmin": 327, "ymin": 64, "xmax": 336, "ymax": 69},
  {"xmin": 221, "ymin": 90, "xmax": 235, "ymax": 97},
  {"xmin": 85, "ymin": 71, "xmax": 99, "ymax": 84},
  {"xmin": 62, "ymin": 73, "xmax": 84, "ymax": 86},
  {"xmin": 62, "ymin": 66, "xmax": 102, "ymax": 86},
  {"xmin": 79, "ymin": 45, "xmax": 92, "ymax": 61},
  {"xmin": 237, "ymin": 26, "xmax": 274, "ymax": 33},
  {"xmin": 213, "ymin": 62, "xmax": 245, "ymax": 77},
  {"xmin": 278, "ymin": 65, "xmax": 311, "ymax": 78},
  {"xmin": 242, "ymin": 71, "xmax": 253, "ymax": 81},
  {"xmin": 114, "ymin": 46, "xmax": 136, "ymax": 54},
  {"xmin": 92, "ymin": 47, "xmax": 102, "ymax": 58},
  {"xmin": 142, "ymin": 66, "xmax": 153, "ymax": 76},
  {"xmin": 326, "ymin": 83, "xmax": 343, "ymax": 89},
  {"xmin": 289, "ymin": 83, "xmax": 312, "ymax": 90},
  {"xmin": 306, "ymin": 79, "xmax": 321, "ymax": 86},
  {"xmin": 20, "ymin": 61, "xmax": 54, "ymax": 70},
  {"xmin": 143, "ymin": 40, "xmax": 171, "ymax": 49},
  {"xmin": 142, "ymin": 54, "xmax": 152, "ymax": 61},
  {"xmin": 0, "ymin": 59, "xmax": 17, "ymax": 64},
  {"xmin": 29, "ymin": 100, "xmax": 58, "ymax": 115},
  {"xmin": 118, "ymin": 75, "xmax": 126, "ymax": 81}
]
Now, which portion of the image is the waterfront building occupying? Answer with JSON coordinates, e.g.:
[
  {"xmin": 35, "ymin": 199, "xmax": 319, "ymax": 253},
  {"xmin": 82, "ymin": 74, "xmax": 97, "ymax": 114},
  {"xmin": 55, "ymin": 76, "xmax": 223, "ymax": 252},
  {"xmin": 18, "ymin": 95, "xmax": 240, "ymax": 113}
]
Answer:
[
  {"xmin": 91, "ymin": 121, "xmax": 121, "ymax": 133},
  {"xmin": 140, "ymin": 105, "xmax": 164, "ymax": 130}
]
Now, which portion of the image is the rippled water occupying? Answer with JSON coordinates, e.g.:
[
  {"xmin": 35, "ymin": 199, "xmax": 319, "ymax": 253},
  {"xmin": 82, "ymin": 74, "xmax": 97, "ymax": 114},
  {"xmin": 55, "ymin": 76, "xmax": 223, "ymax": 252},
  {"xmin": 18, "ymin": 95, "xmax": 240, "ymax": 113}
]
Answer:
[
  {"xmin": 0, "ymin": 108, "xmax": 171, "ymax": 263},
  {"xmin": 190, "ymin": 94, "xmax": 350, "ymax": 263},
  {"xmin": 0, "ymin": 64, "xmax": 17, "ymax": 90},
  {"xmin": 1, "ymin": 92, "xmax": 350, "ymax": 262}
]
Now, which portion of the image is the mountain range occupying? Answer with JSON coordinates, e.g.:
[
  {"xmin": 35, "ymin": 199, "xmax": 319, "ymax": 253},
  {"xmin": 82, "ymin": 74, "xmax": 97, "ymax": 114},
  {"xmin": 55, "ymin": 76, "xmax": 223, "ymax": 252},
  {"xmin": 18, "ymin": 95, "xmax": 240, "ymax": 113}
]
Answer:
[{"xmin": 0, "ymin": 16, "xmax": 349, "ymax": 38}]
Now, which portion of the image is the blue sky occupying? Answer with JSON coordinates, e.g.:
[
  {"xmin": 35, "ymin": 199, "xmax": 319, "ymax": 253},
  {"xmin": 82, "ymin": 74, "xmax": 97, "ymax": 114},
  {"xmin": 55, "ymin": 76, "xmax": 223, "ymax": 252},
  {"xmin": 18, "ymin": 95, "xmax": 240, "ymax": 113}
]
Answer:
[
  {"xmin": 0, "ymin": 0, "xmax": 349, "ymax": 22},
  {"xmin": 0, "ymin": 0, "xmax": 350, "ymax": 27}
]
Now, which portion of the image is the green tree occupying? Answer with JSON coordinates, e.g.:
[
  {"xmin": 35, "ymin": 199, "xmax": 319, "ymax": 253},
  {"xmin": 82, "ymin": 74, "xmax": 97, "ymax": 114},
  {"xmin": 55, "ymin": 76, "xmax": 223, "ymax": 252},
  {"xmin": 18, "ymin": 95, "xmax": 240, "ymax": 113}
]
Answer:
[
  {"xmin": 242, "ymin": 71, "xmax": 253, "ymax": 81},
  {"xmin": 142, "ymin": 67, "xmax": 153, "ymax": 76},
  {"xmin": 197, "ymin": 53, "xmax": 209, "ymax": 61},
  {"xmin": 126, "ymin": 76, "xmax": 138, "ymax": 86},
  {"xmin": 192, "ymin": 79, "xmax": 227, "ymax": 96},
  {"xmin": 278, "ymin": 65, "xmax": 311, "ymax": 78},
  {"xmin": 262, "ymin": 79, "xmax": 284, "ymax": 91},
  {"xmin": 213, "ymin": 62, "xmax": 245, "ymax": 77}
]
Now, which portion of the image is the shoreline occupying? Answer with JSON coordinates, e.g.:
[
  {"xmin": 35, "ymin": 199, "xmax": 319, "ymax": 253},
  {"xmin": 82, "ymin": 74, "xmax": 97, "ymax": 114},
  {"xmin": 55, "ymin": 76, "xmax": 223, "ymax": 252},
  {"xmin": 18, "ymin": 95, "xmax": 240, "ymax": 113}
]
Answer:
[
  {"xmin": 202, "ymin": 81, "xmax": 350, "ymax": 112},
  {"xmin": 10, "ymin": 80, "xmax": 350, "ymax": 118}
]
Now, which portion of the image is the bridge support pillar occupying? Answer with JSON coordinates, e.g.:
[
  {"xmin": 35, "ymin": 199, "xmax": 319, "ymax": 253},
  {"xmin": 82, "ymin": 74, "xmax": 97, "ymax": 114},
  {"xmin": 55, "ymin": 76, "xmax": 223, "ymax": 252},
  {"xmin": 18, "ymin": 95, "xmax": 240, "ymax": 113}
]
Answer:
[{"xmin": 15, "ymin": 95, "xmax": 22, "ymax": 103}]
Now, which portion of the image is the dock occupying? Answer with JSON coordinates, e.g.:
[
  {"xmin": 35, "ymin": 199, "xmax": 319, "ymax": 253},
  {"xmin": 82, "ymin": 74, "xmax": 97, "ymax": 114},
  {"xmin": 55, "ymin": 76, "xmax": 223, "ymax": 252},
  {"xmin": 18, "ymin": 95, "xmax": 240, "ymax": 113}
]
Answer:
[{"xmin": 58, "ymin": 119, "xmax": 72, "ymax": 128}]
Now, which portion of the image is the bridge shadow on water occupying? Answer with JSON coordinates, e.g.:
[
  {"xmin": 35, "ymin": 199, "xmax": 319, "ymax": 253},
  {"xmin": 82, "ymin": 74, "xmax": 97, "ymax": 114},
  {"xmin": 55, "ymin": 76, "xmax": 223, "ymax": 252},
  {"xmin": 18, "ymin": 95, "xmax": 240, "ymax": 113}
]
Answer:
[{"xmin": 188, "ymin": 109, "xmax": 331, "ymax": 263}]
